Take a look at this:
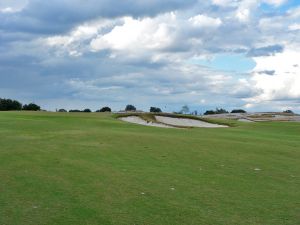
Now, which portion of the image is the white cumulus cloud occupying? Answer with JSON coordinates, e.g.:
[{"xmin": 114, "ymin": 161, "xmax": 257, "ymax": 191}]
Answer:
[
  {"xmin": 246, "ymin": 50, "xmax": 300, "ymax": 103},
  {"xmin": 90, "ymin": 15, "xmax": 176, "ymax": 52},
  {"xmin": 189, "ymin": 15, "xmax": 222, "ymax": 27}
]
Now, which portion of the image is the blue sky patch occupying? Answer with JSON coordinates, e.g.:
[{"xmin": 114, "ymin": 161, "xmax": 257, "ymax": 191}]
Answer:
[
  {"xmin": 261, "ymin": 0, "xmax": 300, "ymax": 13},
  {"xmin": 190, "ymin": 54, "xmax": 256, "ymax": 73}
]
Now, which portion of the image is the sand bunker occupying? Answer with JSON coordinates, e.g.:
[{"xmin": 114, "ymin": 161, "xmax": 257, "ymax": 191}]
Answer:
[
  {"xmin": 119, "ymin": 116, "xmax": 173, "ymax": 128},
  {"xmin": 120, "ymin": 115, "xmax": 227, "ymax": 128},
  {"xmin": 155, "ymin": 116, "xmax": 228, "ymax": 128},
  {"xmin": 203, "ymin": 112, "xmax": 300, "ymax": 122}
]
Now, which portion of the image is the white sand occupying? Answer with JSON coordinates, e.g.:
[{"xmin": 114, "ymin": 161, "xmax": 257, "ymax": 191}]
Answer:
[
  {"xmin": 155, "ymin": 116, "xmax": 228, "ymax": 128},
  {"xmin": 120, "ymin": 115, "xmax": 228, "ymax": 128},
  {"xmin": 119, "ymin": 116, "xmax": 173, "ymax": 128}
]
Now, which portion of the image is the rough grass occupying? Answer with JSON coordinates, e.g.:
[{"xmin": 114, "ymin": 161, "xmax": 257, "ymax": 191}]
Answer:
[{"xmin": 0, "ymin": 111, "xmax": 300, "ymax": 225}]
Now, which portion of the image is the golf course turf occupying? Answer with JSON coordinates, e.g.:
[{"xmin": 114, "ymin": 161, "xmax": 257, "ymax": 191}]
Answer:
[{"xmin": 0, "ymin": 111, "xmax": 299, "ymax": 225}]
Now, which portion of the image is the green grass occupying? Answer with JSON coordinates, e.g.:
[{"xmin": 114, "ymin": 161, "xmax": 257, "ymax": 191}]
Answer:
[{"xmin": 0, "ymin": 111, "xmax": 299, "ymax": 225}]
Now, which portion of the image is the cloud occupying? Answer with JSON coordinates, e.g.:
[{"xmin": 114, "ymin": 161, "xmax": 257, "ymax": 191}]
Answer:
[
  {"xmin": 257, "ymin": 70, "xmax": 275, "ymax": 75},
  {"xmin": 212, "ymin": 0, "xmax": 287, "ymax": 8},
  {"xmin": 288, "ymin": 23, "xmax": 300, "ymax": 31},
  {"xmin": 253, "ymin": 50, "xmax": 300, "ymax": 75},
  {"xmin": 211, "ymin": 0, "xmax": 239, "ymax": 7},
  {"xmin": 0, "ymin": 0, "xmax": 28, "ymax": 12},
  {"xmin": 188, "ymin": 14, "xmax": 222, "ymax": 27},
  {"xmin": 0, "ymin": 0, "xmax": 197, "ymax": 35},
  {"xmin": 90, "ymin": 16, "xmax": 176, "ymax": 53},
  {"xmin": 0, "ymin": 7, "xmax": 17, "ymax": 13},
  {"xmin": 48, "ymin": 12, "xmax": 224, "ymax": 58},
  {"xmin": 249, "ymin": 72, "xmax": 300, "ymax": 102},
  {"xmin": 247, "ymin": 44, "xmax": 284, "ymax": 56},
  {"xmin": 262, "ymin": 0, "xmax": 287, "ymax": 7},
  {"xmin": 243, "ymin": 50, "xmax": 300, "ymax": 106}
]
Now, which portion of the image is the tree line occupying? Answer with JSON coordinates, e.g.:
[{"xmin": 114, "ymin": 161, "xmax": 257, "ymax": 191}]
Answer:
[
  {"xmin": 64, "ymin": 107, "xmax": 112, "ymax": 113},
  {"xmin": 203, "ymin": 108, "xmax": 247, "ymax": 115},
  {"xmin": 59, "ymin": 105, "xmax": 162, "ymax": 113},
  {"xmin": 0, "ymin": 98, "xmax": 40, "ymax": 111},
  {"xmin": 1, "ymin": 98, "xmax": 294, "ymax": 115},
  {"xmin": 0, "ymin": 99, "xmax": 257, "ymax": 115},
  {"xmin": 175, "ymin": 105, "xmax": 247, "ymax": 115}
]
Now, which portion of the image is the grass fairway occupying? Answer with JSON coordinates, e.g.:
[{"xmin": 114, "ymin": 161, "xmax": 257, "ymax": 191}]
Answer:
[{"xmin": 0, "ymin": 112, "xmax": 299, "ymax": 225}]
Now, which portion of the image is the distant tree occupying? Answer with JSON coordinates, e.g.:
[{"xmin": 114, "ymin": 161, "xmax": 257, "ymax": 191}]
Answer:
[
  {"xmin": 98, "ymin": 107, "xmax": 111, "ymax": 112},
  {"xmin": 231, "ymin": 109, "xmax": 246, "ymax": 113},
  {"xmin": 215, "ymin": 108, "xmax": 228, "ymax": 114},
  {"xmin": 150, "ymin": 107, "xmax": 162, "ymax": 113},
  {"xmin": 22, "ymin": 103, "xmax": 40, "ymax": 111},
  {"xmin": 69, "ymin": 109, "xmax": 81, "ymax": 112},
  {"xmin": 204, "ymin": 110, "xmax": 216, "ymax": 115},
  {"xmin": 83, "ymin": 108, "xmax": 91, "ymax": 113},
  {"xmin": 58, "ymin": 109, "xmax": 67, "ymax": 112},
  {"xmin": 204, "ymin": 108, "xmax": 228, "ymax": 115},
  {"xmin": 0, "ymin": 98, "xmax": 22, "ymax": 111},
  {"xmin": 180, "ymin": 105, "xmax": 190, "ymax": 114},
  {"xmin": 283, "ymin": 110, "xmax": 294, "ymax": 114},
  {"xmin": 125, "ymin": 105, "xmax": 136, "ymax": 111}
]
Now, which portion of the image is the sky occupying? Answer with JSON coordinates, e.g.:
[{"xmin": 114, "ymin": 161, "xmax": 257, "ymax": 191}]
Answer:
[{"xmin": 0, "ymin": 0, "xmax": 300, "ymax": 113}]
